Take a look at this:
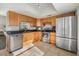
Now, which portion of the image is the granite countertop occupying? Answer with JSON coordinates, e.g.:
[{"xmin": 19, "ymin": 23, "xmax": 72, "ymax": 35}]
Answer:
[
  {"xmin": 3, "ymin": 25, "xmax": 56, "ymax": 35},
  {"xmin": 6, "ymin": 29, "xmax": 55, "ymax": 35}
]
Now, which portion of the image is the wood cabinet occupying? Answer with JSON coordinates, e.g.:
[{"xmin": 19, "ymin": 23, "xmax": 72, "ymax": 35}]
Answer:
[
  {"xmin": 7, "ymin": 11, "xmax": 36, "ymax": 26},
  {"xmin": 56, "ymin": 12, "xmax": 75, "ymax": 18},
  {"xmin": 40, "ymin": 16, "xmax": 56, "ymax": 26},
  {"xmin": 23, "ymin": 32, "xmax": 42, "ymax": 44},
  {"xmin": 7, "ymin": 11, "xmax": 37, "ymax": 46},
  {"xmin": 50, "ymin": 32, "xmax": 56, "ymax": 44},
  {"xmin": 7, "ymin": 11, "xmax": 56, "ymax": 46},
  {"xmin": 19, "ymin": 14, "xmax": 36, "ymax": 26},
  {"xmin": 23, "ymin": 32, "xmax": 35, "ymax": 45},
  {"xmin": 18, "ymin": 14, "xmax": 26, "ymax": 22},
  {"xmin": 33, "ymin": 32, "xmax": 42, "ymax": 43},
  {"xmin": 7, "ymin": 11, "xmax": 19, "ymax": 26}
]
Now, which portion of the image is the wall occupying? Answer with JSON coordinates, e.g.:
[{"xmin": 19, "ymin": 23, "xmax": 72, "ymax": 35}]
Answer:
[
  {"xmin": 0, "ymin": 15, "xmax": 6, "ymax": 30},
  {"xmin": 76, "ymin": 9, "xmax": 79, "ymax": 55}
]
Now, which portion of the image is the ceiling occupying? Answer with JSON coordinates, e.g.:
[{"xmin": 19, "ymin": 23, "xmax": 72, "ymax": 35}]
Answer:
[{"xmin": 0, "ymin": 3, "xmax": 79, "ymax": 18}]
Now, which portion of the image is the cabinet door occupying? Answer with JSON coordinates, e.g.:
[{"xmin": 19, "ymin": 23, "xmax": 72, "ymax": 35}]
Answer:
[
  {"xmin": 23, "ymin": 32, "xmax": 34, "ymax": 45},
  {"xmin": 8, "ymin": 11, "xmax": 19, "ymax": 25},
  {"xmin": 19, "ymin": 15, "xmax": 26, "ymax": 22},
  {"xmin": 50, "ymin": 32, "xmax": 56, "ymax": 44},
  {"xmin": 34, "ymin": 32, "xmax": 42, "ymax": 43},
  {"xmin": 33, "ymin": 32, "xmax": 38, "ymax": 42}
]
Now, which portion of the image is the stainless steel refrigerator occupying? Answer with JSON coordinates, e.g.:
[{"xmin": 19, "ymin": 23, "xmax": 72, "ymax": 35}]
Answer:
[{"xmin": 56, "ymin": 16, "xmax": 77, "ymax": 52}]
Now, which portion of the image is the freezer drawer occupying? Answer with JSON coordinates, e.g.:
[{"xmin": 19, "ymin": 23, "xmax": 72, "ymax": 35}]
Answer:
[
  {"xmin": 56, "ymin": 37, "xmax": 77, "ymax": 52},
  {"xmin": 56, "ymin": 37, "xmax": 69, "ymax": 50},
  {"xmin": 70, "ymin": 39, "xmax": 77, "ymax": 52}
]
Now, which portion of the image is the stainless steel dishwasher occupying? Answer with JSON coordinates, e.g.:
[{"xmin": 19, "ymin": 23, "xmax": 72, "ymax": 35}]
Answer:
[
  {"xmin": 42, "ymin": 32, "xmax": 50, "ymax": 43},
  {"xmin": 8, "ymin": 34, "xmax": 23, "ymax": 52}
]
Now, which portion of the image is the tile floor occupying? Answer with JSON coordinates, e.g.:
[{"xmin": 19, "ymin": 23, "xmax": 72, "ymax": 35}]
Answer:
[
  {"xmin": 0, "ymin": 41, "xmax": 77, "ymax": 56},
  {"xmin": 34, "ymin": 42, "xmax": 77, "ymax": 56},
  {"xmin": 0, "ymin": 49, "xmax": 12, "ymax": 56},
  {"xmin": 19, "ymin": 46, "xmax": 44, "ymax": 56}
]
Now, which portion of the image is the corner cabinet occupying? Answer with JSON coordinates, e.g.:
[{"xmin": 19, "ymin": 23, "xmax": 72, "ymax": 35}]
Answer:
[{"xmin": 7, "ymin": 11, "xmax": 19, "ymax": 26}]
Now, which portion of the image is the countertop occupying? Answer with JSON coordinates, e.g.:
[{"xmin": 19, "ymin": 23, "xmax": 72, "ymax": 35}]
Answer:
[{"xmin": 6, "ymin": 29, "xmax": 56, "ymax": 35}]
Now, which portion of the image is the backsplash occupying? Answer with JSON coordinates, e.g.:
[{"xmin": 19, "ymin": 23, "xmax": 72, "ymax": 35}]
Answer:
[
  {"xmin": 6, "ymin": 26, "xmax": 19, "ymax": 31},
  {"xmin": 5, "ymin": 22, "xmax": 56, "ymax": 33}
]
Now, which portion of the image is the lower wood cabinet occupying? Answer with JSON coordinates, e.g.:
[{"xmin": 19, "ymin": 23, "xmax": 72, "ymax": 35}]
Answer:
[
  {"xmin": 33, "ymin": 32, "xmax": 42, "ymax": 43},
  {"xmin": 23, "ymin": 32, "xmax": 42, "ymax": 45},
  {"xmin": 23, "ymin": 32, "xmax": 34, "ymax": 45},
  {"xmin": 23, "ymin": 32, "xmax": 56, "ymax": 45},
  {"xmin": 50, "ymin": 32, "xmax": 56, "ymax": 44}
]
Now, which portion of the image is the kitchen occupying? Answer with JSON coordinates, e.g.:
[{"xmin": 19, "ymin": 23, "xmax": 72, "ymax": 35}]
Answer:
[{"xmin": 0, "ymin": 3, "xmax": 79, "ymax": 56}]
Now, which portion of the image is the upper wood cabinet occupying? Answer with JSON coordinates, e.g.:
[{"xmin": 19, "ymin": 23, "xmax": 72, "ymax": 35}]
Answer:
[
  {"xmin": 7, "ymin": 11, "xmax": 19, "ymax": 26},
  {"xmin": 19, "ymin": 14, "xmax": 26, "ymax": 22},
  {"xmin": 40, "ymin": 16, "xmax": 56, "ymax": 26},
  {"xmin": 7, "ymin": 11, "xmax": 36, "ymax": 26},
  {"xmin": 19, "ymin": 14, "xmax": 36, "ymax": 26},
  {"xmin": 56, "ymin": 12, "xmax": 75, "ymax": 18}
]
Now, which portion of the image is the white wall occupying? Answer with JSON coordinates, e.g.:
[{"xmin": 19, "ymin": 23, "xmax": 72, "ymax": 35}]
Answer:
[
  {"xmin": 76, "ymin": 8, "xmax": 79, "ymax": 55},
  {"xmin": 0, "ymin": 15, "xmax": 6, "ymax": 29}
]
